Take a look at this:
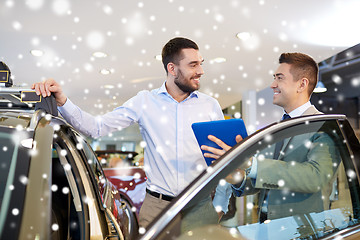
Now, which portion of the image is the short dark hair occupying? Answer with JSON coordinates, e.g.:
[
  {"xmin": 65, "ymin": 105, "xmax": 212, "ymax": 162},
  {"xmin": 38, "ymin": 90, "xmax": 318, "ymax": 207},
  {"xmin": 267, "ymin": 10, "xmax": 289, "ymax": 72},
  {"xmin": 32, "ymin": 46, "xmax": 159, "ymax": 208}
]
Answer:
[
  {"xmin": 161, "ymin": 37, "xmax": 199, "ymax": 74},
  {"xmin": 279, "ymin": 52, "xmax": 319, "ymax": 96}
]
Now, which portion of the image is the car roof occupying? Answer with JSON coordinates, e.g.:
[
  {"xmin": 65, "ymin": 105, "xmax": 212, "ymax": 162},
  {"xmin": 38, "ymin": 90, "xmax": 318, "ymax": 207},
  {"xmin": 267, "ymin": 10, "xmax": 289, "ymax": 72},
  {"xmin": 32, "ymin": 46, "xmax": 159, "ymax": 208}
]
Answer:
[{"xmin": 0, "ymin": 85, "xmax": 64, "ymax": 130}]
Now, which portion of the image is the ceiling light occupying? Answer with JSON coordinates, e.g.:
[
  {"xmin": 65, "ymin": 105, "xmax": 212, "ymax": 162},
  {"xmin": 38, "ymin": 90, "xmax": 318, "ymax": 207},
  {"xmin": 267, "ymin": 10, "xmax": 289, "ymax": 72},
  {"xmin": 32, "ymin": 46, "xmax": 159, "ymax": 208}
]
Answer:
[
  {"xmin": 100, "ymin": 69, "xmax": 111, "ymax": 75},
  {"xmin": 104, "ymin": 85, "xmax": 114, "ymax": 89},
  {"xmin": 212, "ymin": 57, "xmax": 226, "ymax": 63},
  {"xmin": 93, "ymin": 51, "xmax": 107, "ymax": 58},
  {"xmin": 236, "ymin": 32, "xmax": 251, "ymax": 40},
  {"xmin": 313, "ymin": 81, "xmax": 327, "ymax": 93},
  {"xmin": 30, "ymin": 49, "xmax": 44, "ymax": 57},
  {"xmin": 155, "ymin": 55, "xmax": 162, "ymax": 61}
]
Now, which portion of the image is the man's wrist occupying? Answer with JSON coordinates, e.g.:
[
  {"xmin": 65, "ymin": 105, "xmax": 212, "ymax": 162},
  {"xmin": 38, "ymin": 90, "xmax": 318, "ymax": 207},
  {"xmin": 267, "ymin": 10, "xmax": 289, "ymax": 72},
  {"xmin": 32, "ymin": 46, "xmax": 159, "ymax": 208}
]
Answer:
[{"xmin": 57, "ymin": 96, "xmax": 67, "ymax": 106}]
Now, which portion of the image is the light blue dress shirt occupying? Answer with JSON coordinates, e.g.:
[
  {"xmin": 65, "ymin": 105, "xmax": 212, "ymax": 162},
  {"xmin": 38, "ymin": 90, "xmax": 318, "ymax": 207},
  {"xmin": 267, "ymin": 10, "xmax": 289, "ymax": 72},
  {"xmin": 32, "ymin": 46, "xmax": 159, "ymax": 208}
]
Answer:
[{"xmin": 58, "ymin": 81, "xmax": 224, "ymax": 197}]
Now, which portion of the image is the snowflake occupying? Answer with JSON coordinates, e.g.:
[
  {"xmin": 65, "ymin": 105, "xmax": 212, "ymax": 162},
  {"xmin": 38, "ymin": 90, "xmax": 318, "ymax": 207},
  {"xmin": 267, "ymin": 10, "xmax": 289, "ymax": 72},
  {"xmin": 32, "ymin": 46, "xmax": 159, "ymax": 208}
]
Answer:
[
  {"xmin": 206, "ymin": 166, "xmax": 214, "ymax": 173},
  {"xmin": 19, "ymin": 175, "xmax": 28, "ymax": 185},
  {"xmin": 347, "ymin": 169, "xmax": 356, "ymax": 179},
  {"xmin": 219, "ymin": 179, "xmax": 227, "ymax": 186},
  {"xmin": 133, "ymin": 172, "xmax": 141, "ymax": 179},
  {"xmin": 64, "ymin": 163, "xmax": 71, "ymax": 171},
  {"xmin": 264, "ymin": 134, "xmax": 273, "ymax": 142},
  {"xmin": 138, "ymin": 227, "xmax": 146, "ymax": 234},
  {"xmin": 51, "ymin": 184, "xmax": 58, "ymax": 192},
  {"xmin": 215, "ymin": 205, "xmax": 223, "ymax": 212},
  {"xmin": 258, "ymin": 98, "xmax": 266, "ymax": 106},
  {"xmin": 246, "ymin": 202, "xmax": 254, "ymax": 209},
  {"xmin": 196, "ymin": 164, "xmax": 204, "ymax": 172},
  {"xmin": 62, "ymin": 187, "xmax": 69, "ymax": 194},
  {"xmin": 52, "ymin": 224, "xmax": 59, "ymax": 231},
  {"xmin": 103, "ymin": 5, "xmax": 113, "ymax": 15},
  {"xmin": 53, "ymin": 124, "xmax": 60, "ymax": 131},
  {"xmin": 52, "ymin": 0, "xmax": 70, "ymax": 16},
  {"xmin": 304, "ymin": 140, "xmax": 312, "ymax": 149},
  {"xmin": 351, "ymin": 77, "xmax": 360, "ymax": 87},
  {"xmin": 278, "ymin": 179, "xmax": 285, "ymax": 187},
  {"xmin": 12, "ymin": 208, "xmax": 19, "ymax": 216},
  {"xmin": 332, "ymin": 74, "xmax": 342, "ymax": 84},
  {"xmin": 60, "ymin": 149, "xmax": 67, "ymax": 156}
]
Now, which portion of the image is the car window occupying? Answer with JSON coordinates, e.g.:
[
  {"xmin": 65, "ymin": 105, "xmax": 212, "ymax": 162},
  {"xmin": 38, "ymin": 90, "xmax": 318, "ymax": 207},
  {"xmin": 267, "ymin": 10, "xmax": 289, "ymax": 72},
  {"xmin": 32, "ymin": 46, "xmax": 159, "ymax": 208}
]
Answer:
[
  {"xmin": 51, "ymin": 138, "xmax": 91, "ymax": 239},
  {"xmin": 153, "ymin": 119, "xmax": 360, "ymax": 239},
  {"xmin": 0, "ymin": 128, "xmax": 32, "ymax": 239},
  {"xmin": 73, "ymin": 133, "xmax": 107, "ymax": 202},
  {"xmin": 0, "ymin": 131, "xmax": 17, "ymax": 204}
]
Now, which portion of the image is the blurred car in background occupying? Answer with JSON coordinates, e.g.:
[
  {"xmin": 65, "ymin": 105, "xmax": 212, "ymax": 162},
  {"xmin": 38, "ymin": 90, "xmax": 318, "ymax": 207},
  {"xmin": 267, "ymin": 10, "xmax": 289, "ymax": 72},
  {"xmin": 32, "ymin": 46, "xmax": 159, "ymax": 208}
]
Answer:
[
  {"xmin": 95, "ymin": 150, "xmax": 147, "ymax": 228},
  {"xmin": 0, "ymin": 86, "xmax": 137, "ymax": 239},
  {"xmin": 104, "ymin": 166, "xmax": 147, "ymax": 227}
]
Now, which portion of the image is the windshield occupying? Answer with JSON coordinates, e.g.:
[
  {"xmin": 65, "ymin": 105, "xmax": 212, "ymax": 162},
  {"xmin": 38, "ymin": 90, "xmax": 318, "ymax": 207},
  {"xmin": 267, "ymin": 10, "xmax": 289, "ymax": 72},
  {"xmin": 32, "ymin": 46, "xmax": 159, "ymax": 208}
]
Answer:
[
  {"xmin": 150, "ymin": 118, "xmax": 360, "ymax": 240},
  {"xmin": 0, "ymin": 127, "xmax": 32, "ymax": 236}
]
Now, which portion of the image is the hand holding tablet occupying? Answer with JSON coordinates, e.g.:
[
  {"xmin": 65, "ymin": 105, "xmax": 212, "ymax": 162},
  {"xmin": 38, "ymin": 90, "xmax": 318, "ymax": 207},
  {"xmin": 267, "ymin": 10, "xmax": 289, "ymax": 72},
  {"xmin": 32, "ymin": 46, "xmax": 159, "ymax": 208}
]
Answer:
[{"xmin": 192, "ymin": 119, "xmax": 248, "ymax": 166}]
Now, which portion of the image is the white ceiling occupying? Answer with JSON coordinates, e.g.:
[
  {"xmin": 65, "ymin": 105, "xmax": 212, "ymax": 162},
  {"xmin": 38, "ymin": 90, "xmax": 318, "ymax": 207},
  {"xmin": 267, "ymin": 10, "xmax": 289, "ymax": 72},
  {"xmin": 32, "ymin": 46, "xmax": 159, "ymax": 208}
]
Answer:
[{"xmin": 1, "ymin": 0, "xmax": 360, "ymax": 115}]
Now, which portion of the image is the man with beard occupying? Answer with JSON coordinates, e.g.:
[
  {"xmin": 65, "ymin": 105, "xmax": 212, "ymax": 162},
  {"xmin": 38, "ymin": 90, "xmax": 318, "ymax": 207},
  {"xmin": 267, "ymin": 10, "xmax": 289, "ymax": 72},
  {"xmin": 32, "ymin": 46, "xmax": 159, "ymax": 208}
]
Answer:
[{"xmin": 32, "ymin": 37, "xmax": 224, "ymax": 228}]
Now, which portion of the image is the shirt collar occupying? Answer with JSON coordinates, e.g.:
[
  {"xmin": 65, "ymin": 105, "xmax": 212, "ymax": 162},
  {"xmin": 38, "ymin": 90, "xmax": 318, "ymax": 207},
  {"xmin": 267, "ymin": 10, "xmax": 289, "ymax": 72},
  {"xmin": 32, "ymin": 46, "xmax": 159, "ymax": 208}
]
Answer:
[
  {"xmin": 157, "ymin": 81, "xmax": 199, "ymax": 100},
  {"xmin": 157, "ymin": 81, "xmax": 168, "ymax": 95},
  {"xmin": 286, "ymin": 101, "xmax": 312, "ymax": 118}
]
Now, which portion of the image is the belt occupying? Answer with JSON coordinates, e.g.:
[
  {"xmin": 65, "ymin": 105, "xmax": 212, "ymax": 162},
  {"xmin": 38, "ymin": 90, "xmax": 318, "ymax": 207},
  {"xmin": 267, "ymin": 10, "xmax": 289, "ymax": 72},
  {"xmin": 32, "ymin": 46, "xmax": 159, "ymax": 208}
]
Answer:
[{"xmin": 146, "ymin": 188, "xmax": 174, "ymax": 202}]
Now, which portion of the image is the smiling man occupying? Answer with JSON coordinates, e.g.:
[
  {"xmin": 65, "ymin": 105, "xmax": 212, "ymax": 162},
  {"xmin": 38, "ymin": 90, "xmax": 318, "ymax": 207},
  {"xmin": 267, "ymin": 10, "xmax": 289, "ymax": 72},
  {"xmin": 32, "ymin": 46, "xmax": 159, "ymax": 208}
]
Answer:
[
  {"xmin": 271, "ymin": 52, "xmax": 319, "ymax": 115},
  {"xmin": 203, "ymin": 52, "xmax": 321, "ymax": 160},
  {"xmin": 201, "ymin": 53, "xmax": 341, "ymax": 223},
  {"xmin": 32, "ymin": 37, "xmax": 224, "ymax": 228}
]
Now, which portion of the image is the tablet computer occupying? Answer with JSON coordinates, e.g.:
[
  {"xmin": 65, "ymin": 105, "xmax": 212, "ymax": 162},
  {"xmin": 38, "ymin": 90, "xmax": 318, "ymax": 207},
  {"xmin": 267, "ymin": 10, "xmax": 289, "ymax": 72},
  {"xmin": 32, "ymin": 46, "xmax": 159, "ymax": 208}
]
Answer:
[{"xmin": 192, "ymin": 118, "xmax": 248, "ymax": 166}]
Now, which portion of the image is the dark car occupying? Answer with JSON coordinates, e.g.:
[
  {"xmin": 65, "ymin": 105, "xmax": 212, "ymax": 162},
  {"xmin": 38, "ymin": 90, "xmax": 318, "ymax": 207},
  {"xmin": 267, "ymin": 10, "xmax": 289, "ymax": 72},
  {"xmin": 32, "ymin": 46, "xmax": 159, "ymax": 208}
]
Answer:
[
  {"xmin": 139, "ymin": 114, "xmax": 360, "ymax": 240},
  {"xmin": 0, "ymin": 87, "xmax": 135, "ymax": 239}
]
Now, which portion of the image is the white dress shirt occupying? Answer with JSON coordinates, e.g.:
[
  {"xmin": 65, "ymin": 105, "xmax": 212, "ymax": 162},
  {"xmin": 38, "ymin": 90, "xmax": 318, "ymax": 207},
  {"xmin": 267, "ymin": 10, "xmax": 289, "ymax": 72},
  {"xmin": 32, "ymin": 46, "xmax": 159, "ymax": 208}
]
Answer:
[
  {"xmin": 58, "ymin": 81, "xmax": 224, "ymax": 196},
  {"xmin": 219, "ymin": 102, "xmax": 314, "ymax": 213},
  {"xmin": 248, "ymin": 101, "xmax": 313, "ymax": 178}
]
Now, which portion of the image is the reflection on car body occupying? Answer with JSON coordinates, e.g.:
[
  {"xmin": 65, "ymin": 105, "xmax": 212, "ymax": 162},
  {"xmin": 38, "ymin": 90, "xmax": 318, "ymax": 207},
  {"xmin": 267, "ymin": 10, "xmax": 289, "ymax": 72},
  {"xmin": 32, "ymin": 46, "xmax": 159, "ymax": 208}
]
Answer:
[{"xmin": 139, "ymin": 114, "xmax": 360, "ymax": 240}]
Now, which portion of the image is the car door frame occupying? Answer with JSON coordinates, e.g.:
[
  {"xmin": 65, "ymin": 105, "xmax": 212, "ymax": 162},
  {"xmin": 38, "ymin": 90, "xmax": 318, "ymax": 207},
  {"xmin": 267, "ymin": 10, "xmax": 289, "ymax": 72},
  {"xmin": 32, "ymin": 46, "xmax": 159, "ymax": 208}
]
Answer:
[{"xmin": 18, "ymin": 117, "xmax": 53, "ymax": 240}]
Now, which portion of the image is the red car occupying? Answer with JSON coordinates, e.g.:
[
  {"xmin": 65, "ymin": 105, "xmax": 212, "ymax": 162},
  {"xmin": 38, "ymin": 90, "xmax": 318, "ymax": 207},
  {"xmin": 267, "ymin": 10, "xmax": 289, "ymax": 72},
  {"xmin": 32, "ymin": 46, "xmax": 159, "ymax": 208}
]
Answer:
[{"xmin": 104, "ymin": 166, "xmax": 147, "ymax": 230}]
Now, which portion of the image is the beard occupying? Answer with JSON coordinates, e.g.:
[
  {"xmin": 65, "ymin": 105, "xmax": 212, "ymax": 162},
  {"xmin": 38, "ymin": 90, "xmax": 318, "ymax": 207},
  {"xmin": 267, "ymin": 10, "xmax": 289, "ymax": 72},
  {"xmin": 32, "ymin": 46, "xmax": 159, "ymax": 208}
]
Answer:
[{"xmin": 174, "ymin": 69, "xmax": 200, "ymax": 93}]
